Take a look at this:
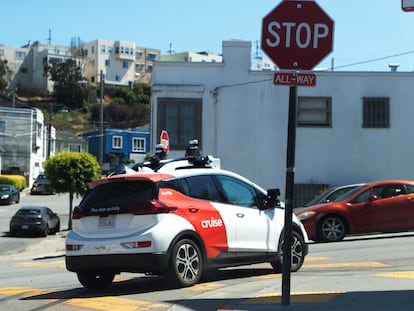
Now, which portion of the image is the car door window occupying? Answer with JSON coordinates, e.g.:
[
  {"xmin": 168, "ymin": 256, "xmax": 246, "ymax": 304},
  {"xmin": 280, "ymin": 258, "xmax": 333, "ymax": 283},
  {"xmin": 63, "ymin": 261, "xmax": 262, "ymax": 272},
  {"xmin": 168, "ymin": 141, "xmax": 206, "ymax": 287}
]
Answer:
[
  {"xmin": 215, "ymin": 175, "xmax": 259, "ymax": 208},
  {"xmin": 182, "ymin": 175, "xmax": 221, "ymax": 202}
]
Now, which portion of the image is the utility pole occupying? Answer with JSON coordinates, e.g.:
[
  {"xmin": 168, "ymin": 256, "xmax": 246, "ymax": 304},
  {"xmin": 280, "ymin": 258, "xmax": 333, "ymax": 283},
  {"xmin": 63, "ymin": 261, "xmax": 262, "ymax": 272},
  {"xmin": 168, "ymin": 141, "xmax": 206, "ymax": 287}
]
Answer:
[{"xmin": 99, "ymin": 70, "xmax": 104, "ymax": 167}]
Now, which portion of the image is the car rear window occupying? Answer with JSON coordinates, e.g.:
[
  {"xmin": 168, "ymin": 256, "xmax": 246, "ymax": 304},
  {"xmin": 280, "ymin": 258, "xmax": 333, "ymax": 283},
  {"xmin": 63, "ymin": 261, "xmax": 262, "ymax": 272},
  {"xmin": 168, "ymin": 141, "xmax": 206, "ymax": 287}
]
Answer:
[
  {"xmin": 17, "ymin": 209, "xmax": 40, "ymax": 215},
  {"xmin": 79, "ymin": 180, "xmax": 156, "ymax": 215}
]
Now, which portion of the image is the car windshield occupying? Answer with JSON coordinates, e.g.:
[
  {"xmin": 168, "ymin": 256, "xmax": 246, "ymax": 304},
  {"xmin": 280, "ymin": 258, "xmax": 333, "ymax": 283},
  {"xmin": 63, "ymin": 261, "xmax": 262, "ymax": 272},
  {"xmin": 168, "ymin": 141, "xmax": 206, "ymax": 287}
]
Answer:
[
  {"xmin": 0, "ymin": 186, "xmax": 11, "ymax": 191},
  {"xmin": 304, "ymin": 187, "xmax": 334, "ymax": 207},
  {"xmin": 332, "ymin": 185, "xmax": 366, "ymax": 202}
]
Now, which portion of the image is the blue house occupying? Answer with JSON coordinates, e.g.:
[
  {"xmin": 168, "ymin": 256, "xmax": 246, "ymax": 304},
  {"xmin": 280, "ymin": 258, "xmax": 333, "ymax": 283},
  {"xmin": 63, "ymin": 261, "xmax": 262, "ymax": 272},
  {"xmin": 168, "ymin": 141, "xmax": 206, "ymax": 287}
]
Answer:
[{"xmin": 82, "ymin": 127, "xmax": 150, "ymax": 171}]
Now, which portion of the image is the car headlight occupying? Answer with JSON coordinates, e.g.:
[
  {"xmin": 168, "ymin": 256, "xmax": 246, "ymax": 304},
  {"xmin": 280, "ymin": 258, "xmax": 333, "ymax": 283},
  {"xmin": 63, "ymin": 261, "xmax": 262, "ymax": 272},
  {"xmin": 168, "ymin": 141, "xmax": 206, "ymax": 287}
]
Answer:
[
  {"xmin": 297, "ymin": 211, "xmax": 316, "ymax": 221},
  {"xmin": 1, "ymin": 194, "xmax": 10, "ymax": 199}
]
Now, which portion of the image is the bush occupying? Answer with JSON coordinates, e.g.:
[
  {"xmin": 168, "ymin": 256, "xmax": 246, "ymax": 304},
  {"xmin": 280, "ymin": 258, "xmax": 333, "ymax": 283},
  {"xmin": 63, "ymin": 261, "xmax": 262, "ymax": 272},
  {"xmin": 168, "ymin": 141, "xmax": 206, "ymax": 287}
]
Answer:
[{"xmin": 0, "ymin": 175, "xmax": 27, "ymax": 190}]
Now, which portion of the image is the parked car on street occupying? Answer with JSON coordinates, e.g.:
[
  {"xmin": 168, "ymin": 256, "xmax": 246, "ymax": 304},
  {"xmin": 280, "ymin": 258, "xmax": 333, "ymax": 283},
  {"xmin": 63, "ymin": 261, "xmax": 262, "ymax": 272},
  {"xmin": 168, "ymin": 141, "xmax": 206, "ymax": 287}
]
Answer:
[
  {"xmin": 65, "ymin": 142, "xmax": 309, "ymax": 290},
  {"xmin": 9, "ymin": 206, "xmax": 60, "ymax": 237},
  {"xmin": 0, "ymin": 184, "xmax": 20, "ymax": 205},
  {"xmin": 295, "ymin": 180, "xmax": 414, "ymax": 242},
  {"xmin": 302, "ymin": 183, "xmax": 366, "ymax": 207},
  {"xmin": 30, "ymin": 174, "xmax": 55, "ymax": 195}
]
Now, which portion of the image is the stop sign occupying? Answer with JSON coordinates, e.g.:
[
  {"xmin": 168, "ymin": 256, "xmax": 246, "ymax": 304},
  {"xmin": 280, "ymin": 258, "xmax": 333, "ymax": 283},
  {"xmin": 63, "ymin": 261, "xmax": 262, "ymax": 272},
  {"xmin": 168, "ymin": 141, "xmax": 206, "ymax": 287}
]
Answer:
[{"xmin": 261, "ymin": 0, "xmax": 334, "ymax": 70}]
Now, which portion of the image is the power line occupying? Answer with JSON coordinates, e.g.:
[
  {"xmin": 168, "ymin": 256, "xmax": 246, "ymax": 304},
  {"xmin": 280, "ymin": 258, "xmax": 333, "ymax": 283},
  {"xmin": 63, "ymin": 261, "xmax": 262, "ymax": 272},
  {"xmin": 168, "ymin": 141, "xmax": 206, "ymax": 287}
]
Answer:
[{"xmin": 333, "ymin": 50, "xmax": 414, "ymax": 70}]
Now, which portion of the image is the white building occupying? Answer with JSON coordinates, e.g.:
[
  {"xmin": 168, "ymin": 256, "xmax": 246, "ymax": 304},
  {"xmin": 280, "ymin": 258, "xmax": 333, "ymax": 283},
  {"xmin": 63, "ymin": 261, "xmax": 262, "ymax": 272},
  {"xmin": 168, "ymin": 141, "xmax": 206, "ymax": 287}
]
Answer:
[
  {"xmin": 150, "ymin": 40, "xmax": 414, "ymax": 203},
  {"xmin": 81, "ymin": 39, "xmax": 160, "ymax": 86},
  {"xmin": 0, "ymin": 106, "xmax": 55, "ymax": 187}
]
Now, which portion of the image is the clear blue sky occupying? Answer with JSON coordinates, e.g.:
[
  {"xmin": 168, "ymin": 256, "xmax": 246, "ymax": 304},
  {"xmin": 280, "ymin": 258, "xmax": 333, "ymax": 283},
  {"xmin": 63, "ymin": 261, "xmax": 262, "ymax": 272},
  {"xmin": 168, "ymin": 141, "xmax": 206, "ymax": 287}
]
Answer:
[{"xmin": 2, "ymin": 0, "xmax": 414, "ymax": 71}]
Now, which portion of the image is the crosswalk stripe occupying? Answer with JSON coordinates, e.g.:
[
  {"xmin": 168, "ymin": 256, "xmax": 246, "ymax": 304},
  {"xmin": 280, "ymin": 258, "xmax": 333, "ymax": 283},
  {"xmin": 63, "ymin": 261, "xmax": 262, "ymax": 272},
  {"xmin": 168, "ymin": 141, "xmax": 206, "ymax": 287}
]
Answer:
[
  {"xmin": 0, "ymin": 287, "xmax": 169, "ymax": 311},
  {"xmin": 375, "ymin": 271, "xmax": 414, "ymax": 279}
]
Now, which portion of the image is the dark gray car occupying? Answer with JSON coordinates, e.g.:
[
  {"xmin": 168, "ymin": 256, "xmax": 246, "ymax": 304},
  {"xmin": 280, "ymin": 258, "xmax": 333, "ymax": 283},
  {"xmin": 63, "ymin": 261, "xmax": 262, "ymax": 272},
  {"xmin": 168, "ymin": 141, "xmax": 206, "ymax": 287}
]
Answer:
[{"xmin": 9, "ymin": 206, "xmax": 60, "ymax": 237}]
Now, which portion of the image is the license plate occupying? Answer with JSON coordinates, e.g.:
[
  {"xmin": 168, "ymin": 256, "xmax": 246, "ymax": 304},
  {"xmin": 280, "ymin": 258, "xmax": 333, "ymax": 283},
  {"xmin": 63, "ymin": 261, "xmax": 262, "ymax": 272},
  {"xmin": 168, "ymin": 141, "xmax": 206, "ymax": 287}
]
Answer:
[
  {"xmin": 98, "ymin": 215, "xmax": 116, "ymax": 229},
  {"xmin": 22, "ymin": 225, "xmax": 29, "ymax": 230}
]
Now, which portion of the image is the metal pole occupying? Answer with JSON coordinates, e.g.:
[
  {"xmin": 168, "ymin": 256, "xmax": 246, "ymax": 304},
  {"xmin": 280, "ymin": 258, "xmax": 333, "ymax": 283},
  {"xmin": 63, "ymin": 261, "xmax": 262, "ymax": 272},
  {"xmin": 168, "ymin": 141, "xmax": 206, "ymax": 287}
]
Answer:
[
  {"xmin": 282, "ymin": 85, "xmax": 297, "ymax": 305},
  {"xmin": 47, "ymin": 102, "xmax": 52, "ymax": 159},
  {"xmin": 99, "ymin": 70, "xmax": 104, "ymax": 167}
]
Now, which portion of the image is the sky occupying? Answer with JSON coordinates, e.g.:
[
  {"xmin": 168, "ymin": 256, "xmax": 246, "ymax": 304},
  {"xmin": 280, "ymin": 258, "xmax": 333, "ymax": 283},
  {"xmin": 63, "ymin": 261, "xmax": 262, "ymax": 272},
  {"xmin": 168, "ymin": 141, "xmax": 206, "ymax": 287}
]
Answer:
[{"xmin": 2, "ymin": 0, "xmax": 414, "ymax": 72}]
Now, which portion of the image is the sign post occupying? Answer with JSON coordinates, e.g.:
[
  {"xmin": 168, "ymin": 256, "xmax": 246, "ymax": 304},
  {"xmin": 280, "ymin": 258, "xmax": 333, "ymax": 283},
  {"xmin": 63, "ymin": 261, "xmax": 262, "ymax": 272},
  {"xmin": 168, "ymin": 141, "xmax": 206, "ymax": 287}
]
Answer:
[{"xmin": 261, "ymin": 0, "xmax": 334, "ymax": 305}]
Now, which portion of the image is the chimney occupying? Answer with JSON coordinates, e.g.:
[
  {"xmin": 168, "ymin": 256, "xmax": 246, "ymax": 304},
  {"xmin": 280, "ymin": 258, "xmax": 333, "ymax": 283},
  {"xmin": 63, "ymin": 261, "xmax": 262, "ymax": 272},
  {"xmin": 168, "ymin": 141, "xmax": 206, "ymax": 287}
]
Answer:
[{"xmin": 388, "ymin": 64, "xmax": 399, "ymax": 72}]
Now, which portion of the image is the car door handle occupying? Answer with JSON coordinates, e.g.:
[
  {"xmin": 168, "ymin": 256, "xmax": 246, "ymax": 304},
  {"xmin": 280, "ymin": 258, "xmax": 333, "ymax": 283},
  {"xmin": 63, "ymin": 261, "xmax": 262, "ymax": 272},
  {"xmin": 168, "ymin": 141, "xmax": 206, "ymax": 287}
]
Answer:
[
  {"xmin": 236, "ymin": 213, "xmax": 245, "ymax": 218},
  {"xmin": 188, "ymin": 207, "xmax": 199, "ymax": 213}
]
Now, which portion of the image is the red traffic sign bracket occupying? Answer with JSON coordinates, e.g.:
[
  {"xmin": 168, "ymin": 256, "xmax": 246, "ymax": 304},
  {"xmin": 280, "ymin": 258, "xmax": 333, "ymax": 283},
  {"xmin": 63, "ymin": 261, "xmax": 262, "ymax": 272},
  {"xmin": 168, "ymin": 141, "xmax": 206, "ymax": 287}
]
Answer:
[{"xmin": 274, "ymin": 72, "xmax": 317, "ymax": 87}]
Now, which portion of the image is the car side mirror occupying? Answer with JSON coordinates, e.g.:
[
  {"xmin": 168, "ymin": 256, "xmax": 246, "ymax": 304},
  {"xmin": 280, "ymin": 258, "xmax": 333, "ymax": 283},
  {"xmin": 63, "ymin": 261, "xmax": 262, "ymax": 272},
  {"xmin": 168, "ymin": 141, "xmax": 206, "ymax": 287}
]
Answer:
[
  {"xmin": 265, "ymin": 188, "xmax": 281, "ymax": 208},
  {"xmin": 367, "ymin": 194, "xmax": 378, "ymax": 205}
]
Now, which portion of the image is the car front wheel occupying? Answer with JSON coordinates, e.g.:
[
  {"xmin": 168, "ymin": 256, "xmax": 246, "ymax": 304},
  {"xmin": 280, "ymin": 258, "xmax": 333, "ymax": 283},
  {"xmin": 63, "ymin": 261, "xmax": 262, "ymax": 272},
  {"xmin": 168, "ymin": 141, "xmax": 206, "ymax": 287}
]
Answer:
[
  {"xmin": 317, "ymin": 216, "xmax": 346, "ymax": 242},
  {"xmin": 271, "ymin": 230, "xmax": 306, "ymax": 272},
  {"xmin": 77, "ymin": 272, "xmax": 115, "ymax": 290},
  {"xmin": 168, "ymin": 239, "xmax": 203, "ymax": 287}
]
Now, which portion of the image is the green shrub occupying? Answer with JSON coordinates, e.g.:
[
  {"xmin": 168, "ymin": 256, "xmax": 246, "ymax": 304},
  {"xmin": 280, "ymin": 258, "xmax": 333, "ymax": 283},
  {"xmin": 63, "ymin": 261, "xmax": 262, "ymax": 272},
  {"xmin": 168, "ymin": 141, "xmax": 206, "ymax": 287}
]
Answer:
[{"xmin": 0, "ymin": 175, "xmax": 27, "ymax": 190}]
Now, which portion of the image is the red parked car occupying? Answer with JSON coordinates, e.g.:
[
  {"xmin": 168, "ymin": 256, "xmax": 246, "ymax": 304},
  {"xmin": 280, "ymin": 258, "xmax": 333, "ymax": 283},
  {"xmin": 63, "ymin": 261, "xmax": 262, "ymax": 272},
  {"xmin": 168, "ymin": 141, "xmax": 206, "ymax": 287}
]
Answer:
[{"xmin": 295, "ymin": 180, "xmax": 414, "ymax": 242}]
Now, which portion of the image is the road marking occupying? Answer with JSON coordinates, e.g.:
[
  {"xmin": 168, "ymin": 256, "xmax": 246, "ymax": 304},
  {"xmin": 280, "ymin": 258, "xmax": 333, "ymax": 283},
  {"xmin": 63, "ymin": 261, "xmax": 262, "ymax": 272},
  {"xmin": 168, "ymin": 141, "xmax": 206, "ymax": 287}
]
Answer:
[
  {"xmin": 0, "ymin": 287, "xmax": 169, "ymax": 311},
  {"xmin": 0, "ymin": 287, "xmax": 54, "ymax": 298},
  {"xmin": 66, "ymin": 296, "xmax": 169, "ymax": 311},
  {"xmin": 242, "ymin": 291, "xmax": 345, "ymax": 304},
  {"xmin": 186, "ymin": 282, "xmax": 226, "ymax": 291},
  {"xmin": 303, "ymin": 261, "xmax": 391, "ymax": 269},
  {"xmin": 14, "ymin": 260, "xmax": 66, "ymax": 269},
  {"xmin": 252, "ymin": 274, "xmax": 280, "ymax": 279},
  {"xmin": 374, "ymin": 271, "xmax": 414, "ymax": 279}
]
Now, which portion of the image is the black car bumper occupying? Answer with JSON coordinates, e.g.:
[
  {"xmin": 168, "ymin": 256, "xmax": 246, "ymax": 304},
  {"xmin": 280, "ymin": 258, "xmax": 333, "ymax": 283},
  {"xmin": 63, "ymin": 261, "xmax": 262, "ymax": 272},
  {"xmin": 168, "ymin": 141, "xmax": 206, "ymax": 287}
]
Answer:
[{"xmin": 65, "ymin": 253, "xmax": 170, "ymax": 274}]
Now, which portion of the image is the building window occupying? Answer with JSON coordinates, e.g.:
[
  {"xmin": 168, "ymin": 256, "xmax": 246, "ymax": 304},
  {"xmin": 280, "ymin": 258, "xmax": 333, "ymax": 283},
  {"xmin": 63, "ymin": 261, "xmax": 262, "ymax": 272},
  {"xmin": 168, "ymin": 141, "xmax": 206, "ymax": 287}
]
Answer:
[
  {"xmin": 105, "ymin": 59, "xmax": 110, "ymax": 66},
  {"xmin": 157, "ymin": 98, "xmax": 202, "ymax": 150},
  {"xmin": 297, "ymin": 97, "xmax": 332, "ymax": 127},
  {"xmin": 132, "ymin": 137, "xmax": 145, "ymax": 152},
  {"xmin": 148, "ymin": 53, "xmax": 157, "ymax": 60},
  {"xmin": 136, "ymin": 63, "xmax": 145, "ymax": 71},
  {"xmin": 112, "ymin": 136, "xmax": 122, "ymax": 149},
  {"xmin": 136, "ymin": 51, "xmax": 143, "ymax": 59},
  {"xmin": 363, "ymin": 97, "xmax": 390, "ymax": 128},
  {"xmin": 19, "ymin": 67, "xmax": 28, "ymax": 74},
  {"xmin": 108, "ymin": 46, "xmax": 113, "ymax": 54},
  {"xmin": 0, "ymin": 120, "xmax": 5, "ymax": 132},
  {"xmin": 0, "ymin": 49, "xmax": 4, "ymax": 56},
  {"xmin": 123, "ymin": 61, "xmax": 128, "ymax": 68},
  {"xmin": 101, "ymin": 45, "xmax": 106, "ymax": 53},
  {"xmin": 15, "ymin": 51, "xmax": 26, "ymax": 59},
  {"xmin": 115, "ymin": 75, "xmax": 120, "ymax": 81},
  {"xmin": 69, "ymin": 144, "xmax": 81, "ymax": 152},
  {"xmin": 91, "ymin": 46, "xmax": 95, "ymax": 54}
]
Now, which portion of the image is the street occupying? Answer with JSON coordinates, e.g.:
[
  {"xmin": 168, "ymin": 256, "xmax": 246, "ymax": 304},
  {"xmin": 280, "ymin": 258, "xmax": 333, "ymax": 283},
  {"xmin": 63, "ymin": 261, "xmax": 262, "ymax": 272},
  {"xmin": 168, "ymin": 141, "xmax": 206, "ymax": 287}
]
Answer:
[{"xmin": 0, "ymin": 192, "xmax": 413, "ymax": 310}]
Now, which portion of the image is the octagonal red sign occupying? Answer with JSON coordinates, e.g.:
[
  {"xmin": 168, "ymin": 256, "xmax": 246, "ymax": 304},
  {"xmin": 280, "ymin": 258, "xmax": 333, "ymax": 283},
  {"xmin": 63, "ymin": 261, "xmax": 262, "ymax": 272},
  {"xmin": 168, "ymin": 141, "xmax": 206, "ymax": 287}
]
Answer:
[{"xmin": 261, "ymin": 0, "xmax": 334, "ymax": 70}]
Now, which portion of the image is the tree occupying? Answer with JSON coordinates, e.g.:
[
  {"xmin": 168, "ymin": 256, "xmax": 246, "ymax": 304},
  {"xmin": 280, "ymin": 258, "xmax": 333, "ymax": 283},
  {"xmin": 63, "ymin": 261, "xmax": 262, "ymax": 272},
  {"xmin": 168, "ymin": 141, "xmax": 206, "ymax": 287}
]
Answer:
[
  {"xmin": 0, "ymin": 58, "xmax": 11, "ymax": 94},
  {"xmin": 44, "ymin": 151, "xmax": 101, "ymax": 229},
  {"xmin": 44, "ymin": 59, "xmax": 88, "ymax": 109},
  {"xmin": 89, "ymin": 83, "xmax": 150, "ymax": 128}
]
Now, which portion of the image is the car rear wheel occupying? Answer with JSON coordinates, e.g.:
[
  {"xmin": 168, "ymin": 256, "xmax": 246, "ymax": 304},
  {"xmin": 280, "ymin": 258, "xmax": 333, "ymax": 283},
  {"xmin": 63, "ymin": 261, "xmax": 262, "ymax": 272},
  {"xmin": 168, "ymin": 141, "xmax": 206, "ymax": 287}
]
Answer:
[
  {"xmin": 317, "ymin": 216, "xmax": 346, "ymax": 242},
  {"xmin": 271, "ymin": 230, "xmax": 306, "ymax": 272},
  {"xmin": 77, "ymin": 272, "xmax": 115, "ymax": 290},
  {"xmin": 42, "ymin": 224, "xmax": 49, "ymax": 237},
  {"xmin": 167, "ymin": 239, "xmax": 203, "ymax": 287},
  {"xmin": 52, "ymin": 221, "xmax": 60, "ymax": 234}
]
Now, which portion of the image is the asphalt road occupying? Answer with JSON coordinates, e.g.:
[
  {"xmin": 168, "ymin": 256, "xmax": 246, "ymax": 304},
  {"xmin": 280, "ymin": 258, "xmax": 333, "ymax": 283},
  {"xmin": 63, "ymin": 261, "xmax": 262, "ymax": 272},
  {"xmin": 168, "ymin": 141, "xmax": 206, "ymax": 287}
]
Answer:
[{"xmin": 0, "ymin": 192, "xmax": 413, "ymax": 310}]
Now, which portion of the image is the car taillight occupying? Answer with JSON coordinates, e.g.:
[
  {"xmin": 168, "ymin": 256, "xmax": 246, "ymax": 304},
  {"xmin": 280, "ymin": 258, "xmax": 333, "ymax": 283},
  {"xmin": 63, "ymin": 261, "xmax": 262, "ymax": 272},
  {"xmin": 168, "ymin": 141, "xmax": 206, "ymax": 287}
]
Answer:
[
  {"xmin": 71, "ymin": 206, "xmax": 84, "ymax": 220},
  {"xmin": 127, "ymin": 200, "xmax": 177, "ymax": 215}
]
